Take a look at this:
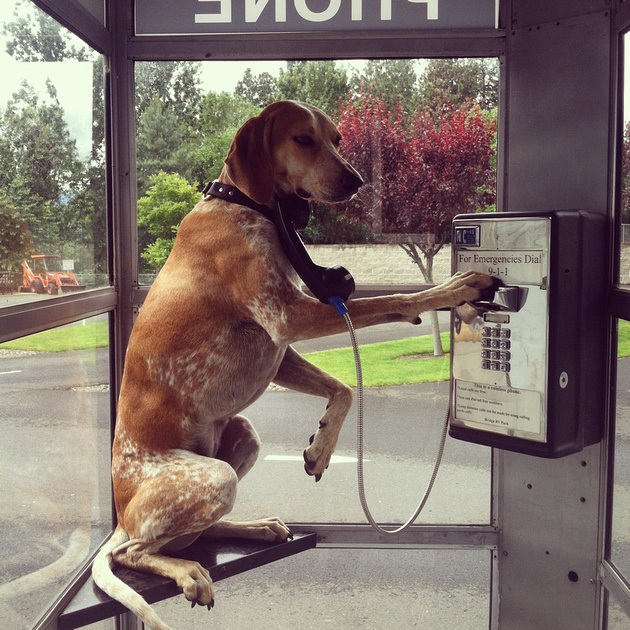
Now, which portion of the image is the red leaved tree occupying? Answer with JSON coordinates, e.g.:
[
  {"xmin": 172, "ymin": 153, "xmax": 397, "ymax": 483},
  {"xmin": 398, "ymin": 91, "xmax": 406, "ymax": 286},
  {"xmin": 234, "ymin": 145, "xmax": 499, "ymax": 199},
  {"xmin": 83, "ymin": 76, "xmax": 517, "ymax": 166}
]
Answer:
[{"xmin": 336, "ymin": 90, "xmax": 497, "ymax": 354}]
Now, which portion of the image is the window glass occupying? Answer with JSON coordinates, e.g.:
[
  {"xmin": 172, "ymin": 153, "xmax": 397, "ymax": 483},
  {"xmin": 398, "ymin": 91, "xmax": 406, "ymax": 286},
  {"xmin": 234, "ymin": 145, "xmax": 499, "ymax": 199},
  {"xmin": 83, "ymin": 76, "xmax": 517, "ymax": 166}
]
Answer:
[
  {"xmin": 0, "ymin": 315, "xmax": 112, "ymax": 629},
  {"xmin": 152, "ymin": 549, "xmax": 491, "ymax": 628},
  {"xmin": 0, "ymin": 0, "xmax": 108, "ymax": 306},
  {"xmin": 135, "ymin": 58, "xmax": 498, "ymax": 283},
  {"xmin": 611, "ymin": 319, "xmax": 630, "ymax": 583},
  {"xmin": 76, "ymin": 0, "xmax": 106, "ymax": 26},
  {"xmin": 607, "ymin": 589, "xmax": 630, "ymax": 629},
  {"xmin": 132, "ymin": 58, "xmax": 498, "ymax": 526}
]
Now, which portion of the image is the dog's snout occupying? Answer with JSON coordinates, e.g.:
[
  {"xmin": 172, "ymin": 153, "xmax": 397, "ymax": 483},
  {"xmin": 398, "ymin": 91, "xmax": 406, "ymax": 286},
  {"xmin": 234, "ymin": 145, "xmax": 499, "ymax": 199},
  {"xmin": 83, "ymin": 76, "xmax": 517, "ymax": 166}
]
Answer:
[{"xmin": 341, "ymin": 170, "xmax": 363, "ymax": 194}]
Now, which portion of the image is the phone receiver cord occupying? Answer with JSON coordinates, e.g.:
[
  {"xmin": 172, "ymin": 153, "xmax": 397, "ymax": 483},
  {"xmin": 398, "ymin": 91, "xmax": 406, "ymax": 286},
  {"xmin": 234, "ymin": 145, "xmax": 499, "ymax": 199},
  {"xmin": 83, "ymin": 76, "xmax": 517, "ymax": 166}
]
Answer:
[{"xmin": 329, "ymin": 297, "xmax": 450, "ymax": 537}]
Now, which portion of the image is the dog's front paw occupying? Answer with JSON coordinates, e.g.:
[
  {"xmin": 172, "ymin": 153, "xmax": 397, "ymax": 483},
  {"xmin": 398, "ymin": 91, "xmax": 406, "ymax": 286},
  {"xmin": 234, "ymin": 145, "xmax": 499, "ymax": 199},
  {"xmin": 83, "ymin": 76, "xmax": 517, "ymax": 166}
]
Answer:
[
  {"xmin": 303, "ymin": 433, "xmax": 332, "ymax": 482},
  {"xmin": 441, "ymin": 271, "xmax": 495, "ymax": 307}
]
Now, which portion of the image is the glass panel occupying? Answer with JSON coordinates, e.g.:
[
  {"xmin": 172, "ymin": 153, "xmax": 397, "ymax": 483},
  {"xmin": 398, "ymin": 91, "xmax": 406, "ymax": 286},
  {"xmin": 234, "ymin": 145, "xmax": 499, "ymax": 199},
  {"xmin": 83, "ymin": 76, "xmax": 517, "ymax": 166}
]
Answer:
[
  {"xmin": 0, "ymin": 0, "xmax": 108, "ymax": 306},
  {"xmin": 0, "ymin": 315, "xmax": 112, "ymax": 629},
  {"xmin": 607, "ymin": 588, "xmax": 630, "ymax": 629},
  {"xmin": 231, "ymin": 332, "xmax": 491, "ymax": 524},
  {"xmin": 152, "ymin": 549, "xmax": 491, "ymax": 628},
  {"xmin": 135, "ymin": 58, "xmax": 498, "ymax": 282},
  {"xmin": 76, "ymin": 0, "xmax": 106, "ymax": 26},
  {"xmin": 612, "ymin": 319, "xmax": 630, "ymax": 581},
  {"xmin": 130, "ymin": 58, "xmax": 498, "ymax": 525}
]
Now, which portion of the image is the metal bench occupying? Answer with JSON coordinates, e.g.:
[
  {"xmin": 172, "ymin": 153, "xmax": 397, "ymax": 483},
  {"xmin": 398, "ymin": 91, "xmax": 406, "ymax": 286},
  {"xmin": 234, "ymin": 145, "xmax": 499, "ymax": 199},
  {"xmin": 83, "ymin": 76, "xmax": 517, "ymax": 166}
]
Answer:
[{"xmin": 58, "ymin": 532, "xmax": 317, "ymax": 629}]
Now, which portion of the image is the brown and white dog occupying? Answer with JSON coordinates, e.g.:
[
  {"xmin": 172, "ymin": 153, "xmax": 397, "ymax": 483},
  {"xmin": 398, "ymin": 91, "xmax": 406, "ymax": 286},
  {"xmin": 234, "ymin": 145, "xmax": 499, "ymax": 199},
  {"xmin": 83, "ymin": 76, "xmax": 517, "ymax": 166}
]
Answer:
[{"xmin": 92, "ymin": 100, "xmax": 492, "ymax": 630}]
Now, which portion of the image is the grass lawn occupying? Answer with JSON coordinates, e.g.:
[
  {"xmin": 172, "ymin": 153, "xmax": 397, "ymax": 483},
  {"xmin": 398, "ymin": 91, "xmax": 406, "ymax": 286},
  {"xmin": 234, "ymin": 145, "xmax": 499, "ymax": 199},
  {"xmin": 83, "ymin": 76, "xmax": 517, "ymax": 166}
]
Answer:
[
  {"xmin": 0, "ymin": 320, "xmax": 109, "ymax": 353},
  {"xmin": 2, "ymin": 318, "xmax": 629, "ymax": 388}
]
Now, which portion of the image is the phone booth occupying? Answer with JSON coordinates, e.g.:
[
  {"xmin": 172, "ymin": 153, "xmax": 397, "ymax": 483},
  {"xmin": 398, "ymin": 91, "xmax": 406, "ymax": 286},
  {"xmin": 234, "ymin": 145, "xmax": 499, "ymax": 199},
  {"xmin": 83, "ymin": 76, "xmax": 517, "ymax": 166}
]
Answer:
[{"xmin": 1, "ymin": 1, "xmax": 629, "ymax": 629}]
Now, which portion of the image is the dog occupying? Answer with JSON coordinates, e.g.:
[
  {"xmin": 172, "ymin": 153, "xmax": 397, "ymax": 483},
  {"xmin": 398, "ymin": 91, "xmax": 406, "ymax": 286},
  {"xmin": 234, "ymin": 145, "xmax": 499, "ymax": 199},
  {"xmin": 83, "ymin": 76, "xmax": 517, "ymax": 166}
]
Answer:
[{"xmin": 92, "ymin": 100, "xmax": 492, "ymax": 630}]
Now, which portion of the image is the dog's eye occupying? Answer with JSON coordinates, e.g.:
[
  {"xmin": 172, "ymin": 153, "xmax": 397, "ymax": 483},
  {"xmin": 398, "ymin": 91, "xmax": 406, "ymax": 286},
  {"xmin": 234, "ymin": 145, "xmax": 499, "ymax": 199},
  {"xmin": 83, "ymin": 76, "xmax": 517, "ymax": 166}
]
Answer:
[{"xmin": 294, "ymin": 135, "xmax": 315, "ymax": 147}]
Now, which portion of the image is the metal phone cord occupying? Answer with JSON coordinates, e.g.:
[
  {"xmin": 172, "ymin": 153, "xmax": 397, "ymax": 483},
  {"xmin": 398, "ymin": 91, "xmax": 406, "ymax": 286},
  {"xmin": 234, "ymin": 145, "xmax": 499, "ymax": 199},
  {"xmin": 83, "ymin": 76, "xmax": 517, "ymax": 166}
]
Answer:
[{"xmin": 341, "ymin": 310, "xmax": 449, "ymax": 536}]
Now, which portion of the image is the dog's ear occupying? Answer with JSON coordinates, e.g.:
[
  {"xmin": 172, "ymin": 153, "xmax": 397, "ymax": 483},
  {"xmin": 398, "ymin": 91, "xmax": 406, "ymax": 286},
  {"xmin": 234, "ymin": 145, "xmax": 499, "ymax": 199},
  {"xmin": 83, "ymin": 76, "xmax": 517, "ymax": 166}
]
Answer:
[{"xmin": 224, "ymin": 112, "xmax": 275, "ymax": 204}]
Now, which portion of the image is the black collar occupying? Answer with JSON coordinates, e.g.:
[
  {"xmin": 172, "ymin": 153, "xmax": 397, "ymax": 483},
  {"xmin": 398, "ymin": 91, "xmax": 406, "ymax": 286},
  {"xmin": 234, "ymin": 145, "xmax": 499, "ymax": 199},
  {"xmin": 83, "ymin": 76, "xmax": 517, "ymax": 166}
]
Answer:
[
  {"xmin": 202, "ymin": 180, "xmax": 311, "ymax": 231},
  {"xmin": 202, "ymin": 180, "xmax": 274, "ymax": 221}
]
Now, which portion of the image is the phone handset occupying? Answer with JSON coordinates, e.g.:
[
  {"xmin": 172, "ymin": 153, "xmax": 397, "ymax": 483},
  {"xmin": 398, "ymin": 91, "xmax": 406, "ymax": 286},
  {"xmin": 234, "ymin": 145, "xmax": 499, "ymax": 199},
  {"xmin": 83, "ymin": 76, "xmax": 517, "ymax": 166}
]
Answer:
[
  {"xmin": 468, "ymin": 276, "xmax": 526, "ymax": 313},
  {"xmin": 203, "ymin": 181, "xmax": 355, "ymax": 308},
  {"xmin": 273, "ymin": 195, "xmax": 355, "ymax": 306}
]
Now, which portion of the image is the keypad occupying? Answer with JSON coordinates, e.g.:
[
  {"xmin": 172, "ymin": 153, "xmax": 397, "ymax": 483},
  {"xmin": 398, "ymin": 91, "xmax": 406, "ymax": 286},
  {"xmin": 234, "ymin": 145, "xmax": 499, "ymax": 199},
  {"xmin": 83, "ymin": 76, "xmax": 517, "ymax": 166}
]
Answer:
[{"xmin": 481, "ymin": 326, "xmax": 511, "ymax": 372}]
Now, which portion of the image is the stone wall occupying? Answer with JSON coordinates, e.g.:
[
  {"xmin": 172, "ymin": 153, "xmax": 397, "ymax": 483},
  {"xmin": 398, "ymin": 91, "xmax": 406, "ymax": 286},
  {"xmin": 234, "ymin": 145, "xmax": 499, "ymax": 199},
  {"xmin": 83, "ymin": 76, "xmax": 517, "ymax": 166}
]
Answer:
[{"xmin": 306, "ymin": 244, "xmax": 453, "ymax": 285}]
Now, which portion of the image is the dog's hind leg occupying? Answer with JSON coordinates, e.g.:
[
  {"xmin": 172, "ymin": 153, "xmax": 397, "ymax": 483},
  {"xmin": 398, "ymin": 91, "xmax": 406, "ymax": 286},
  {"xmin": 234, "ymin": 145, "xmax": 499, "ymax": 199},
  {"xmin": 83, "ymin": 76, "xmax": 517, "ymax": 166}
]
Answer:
[
  {"xmin": 201, "ymin": 415, "xmax": 293, "ymax": 542},
  {"xmin": 272, "ymin": 345, "xmax": 353, "ymax": 481},
  {"xmin": 113, "ymin": 452, "xmax": 238, "ymax": 609},
  {"xmin": 214, "ymin": 415, "xmax": 261, "ymax": 480}
]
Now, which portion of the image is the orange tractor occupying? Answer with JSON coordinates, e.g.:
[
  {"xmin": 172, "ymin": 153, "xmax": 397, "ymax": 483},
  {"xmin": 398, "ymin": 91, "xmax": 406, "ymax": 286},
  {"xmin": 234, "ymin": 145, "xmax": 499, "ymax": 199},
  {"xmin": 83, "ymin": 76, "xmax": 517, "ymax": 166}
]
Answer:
[{"xmin": 21, "ymin": 255, "xmax": 85, "ymax": 295}]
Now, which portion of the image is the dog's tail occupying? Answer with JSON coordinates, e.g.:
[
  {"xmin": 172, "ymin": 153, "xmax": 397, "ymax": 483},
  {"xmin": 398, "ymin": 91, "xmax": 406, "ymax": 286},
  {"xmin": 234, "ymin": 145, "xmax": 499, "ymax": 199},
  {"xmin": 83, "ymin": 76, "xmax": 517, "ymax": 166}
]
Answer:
[{"xmin": 92, "ymin": 526, "xmax": 172, "ymax": 630}]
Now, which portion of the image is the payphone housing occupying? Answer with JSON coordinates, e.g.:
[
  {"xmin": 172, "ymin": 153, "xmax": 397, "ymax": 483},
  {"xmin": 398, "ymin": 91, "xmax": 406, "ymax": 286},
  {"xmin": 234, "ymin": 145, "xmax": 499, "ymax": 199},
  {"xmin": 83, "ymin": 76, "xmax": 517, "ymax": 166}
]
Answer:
[{"xmin": 449, "ymin": 211, "xmax": 607, "ymax": 457}]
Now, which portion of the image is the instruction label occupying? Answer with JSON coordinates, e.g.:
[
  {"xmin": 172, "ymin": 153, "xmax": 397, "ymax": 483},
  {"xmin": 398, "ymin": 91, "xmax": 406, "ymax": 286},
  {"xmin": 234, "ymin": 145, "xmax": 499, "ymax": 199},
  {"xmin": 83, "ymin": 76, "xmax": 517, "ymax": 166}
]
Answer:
[
  {"xmin": 454, "ymin": 380, "xmax": 544, "ymax": 440},
  {"xmin": 456, "ymin": 250, "xmax": 544, "ymax": 284}
]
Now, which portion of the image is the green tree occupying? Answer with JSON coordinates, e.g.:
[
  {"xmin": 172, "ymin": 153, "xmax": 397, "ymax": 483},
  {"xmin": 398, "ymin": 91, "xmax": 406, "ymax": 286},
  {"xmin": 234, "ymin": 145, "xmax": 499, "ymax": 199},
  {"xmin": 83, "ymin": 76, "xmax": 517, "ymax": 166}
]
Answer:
[
  {"xmin": 276, "ymin": 61, "xmax": 349, "ymax": 115},
  {"xmin": 419, "ymin": 59, "xmax": 499, "ymax": 117},
  {"xmin": 190, "ymin": 92, "xmax": 261, "ymax": 190},
  {"xmin": 234, "ymin": 68, "xmax": 278, "ymax": 108},
  {"xmin": 0, "ymin": 193, "xmax": 36, "ymax": 271},
  {"xmin": 135, "ymin": 61, "xmax": 203, "ymax": 131},
  {"xmin": 137, "ymin": 172, "xmax": 200, "ymax": 269},
  {"xmin": 350, "ymin": 60, "xmax": 420, "ymax": 113},
  {"xmin": 302, "ymin": 204, "xmax": 375, "ymax": 244},
  {"xmin": 2, "ymin": 0, "xmax": 91, "ymax": 62},
  {"xmin": 0, "ymin": 81, "xmax": 87, "ymax": 252},
  {"xmin": 136, "ymin": 97, "xmax": 198, "ymax": 195},
  {"xmin": 2, "ymin": 0, "xmax": 108, "ymax": 272},
  {"xmin": 200, "ymin": 91, "xmax": 260, "ymax": 134}
]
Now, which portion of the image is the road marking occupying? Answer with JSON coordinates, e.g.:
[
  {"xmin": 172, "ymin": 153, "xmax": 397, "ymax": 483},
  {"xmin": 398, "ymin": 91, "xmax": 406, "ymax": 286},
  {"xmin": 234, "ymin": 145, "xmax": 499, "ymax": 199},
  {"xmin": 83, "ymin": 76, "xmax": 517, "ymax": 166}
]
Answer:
[
  {"xmin": 0, "ymin": 370, "xmax": 22, "ymax": 376},
  {"xmin": 264, "ymin": 454, "xmax": 365, "ymax": 464}
]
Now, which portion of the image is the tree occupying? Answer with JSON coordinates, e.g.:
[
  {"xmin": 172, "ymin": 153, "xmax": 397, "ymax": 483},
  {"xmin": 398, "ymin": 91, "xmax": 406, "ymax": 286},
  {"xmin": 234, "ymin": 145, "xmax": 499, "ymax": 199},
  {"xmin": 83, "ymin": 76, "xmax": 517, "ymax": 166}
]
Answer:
[
  {"xmin": 189, "ymin": 92, "xmax": 261, "ymax": 190},
  {"xmin": 419, "ymin": 59, "xmax": 499, "ymax": 117},
  {"xmin": 350, "ymin": 60, "xmax": 420, "ymax": 113},
  {"xmin": 276, "ymin": 61, "xmax": 349, "ymax": 116},
  {"xmin": 134, "ymin": 61, "xmax": 203, "ymax": 131},
  {"xmin": 2, "ymin": 0, "xmax": 108, "ymax": 272},
  {"xmin": 136, "ymin": 97, "xmax": 198, "ymax": 195},
  {"xmin": 200, "ymin": 91, "xmax": 260, "ymax": 134},
  {"xmin": 336, "ymin": 91, "xmax": 496, "ymax": 354},
  {"xmin": 0, "ymin": 193, "xmax": 36, "ymax": 271},
  {"xmin": 234, "ymin": 68, "xmax": 279, "ymax": 108},
  {"xmin": 2, "ymin": 0, "xmax": 91, "ymax": 62},
  {"xmin": 137, "ymin": 172, "xmax": 200, "ymax": 269},
  {"xmin": 0, "ymin": 81, "xmax": 87, "ymax": 253}
]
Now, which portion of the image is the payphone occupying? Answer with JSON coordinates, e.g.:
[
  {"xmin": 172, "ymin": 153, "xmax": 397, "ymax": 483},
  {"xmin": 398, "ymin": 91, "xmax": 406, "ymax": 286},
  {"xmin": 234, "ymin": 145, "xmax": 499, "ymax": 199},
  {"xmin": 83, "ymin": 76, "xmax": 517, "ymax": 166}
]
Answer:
[{"xmin": 449, "ymin": 211, "xmax": 607, "ymax": 457}]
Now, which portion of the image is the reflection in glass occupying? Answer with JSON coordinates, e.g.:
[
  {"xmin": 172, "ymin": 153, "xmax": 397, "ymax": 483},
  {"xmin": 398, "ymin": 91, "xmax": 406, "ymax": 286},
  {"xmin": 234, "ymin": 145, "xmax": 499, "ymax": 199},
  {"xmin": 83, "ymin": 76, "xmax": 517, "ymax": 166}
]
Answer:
[
  {"xmin": 0, "ymin": 0, "xmax": 108, "ymax": 306},
  {"xmin": 0, "ymin": 316, "xmax": 111, "ymax": 629}
]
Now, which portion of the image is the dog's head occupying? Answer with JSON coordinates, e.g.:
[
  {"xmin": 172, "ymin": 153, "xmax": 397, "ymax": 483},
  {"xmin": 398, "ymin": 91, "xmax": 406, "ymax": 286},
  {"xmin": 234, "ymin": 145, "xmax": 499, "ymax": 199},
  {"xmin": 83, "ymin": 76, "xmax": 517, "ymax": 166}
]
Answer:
[{"xmin": 223, "ymin": 100, "xmax": 363, "ymax": 205}]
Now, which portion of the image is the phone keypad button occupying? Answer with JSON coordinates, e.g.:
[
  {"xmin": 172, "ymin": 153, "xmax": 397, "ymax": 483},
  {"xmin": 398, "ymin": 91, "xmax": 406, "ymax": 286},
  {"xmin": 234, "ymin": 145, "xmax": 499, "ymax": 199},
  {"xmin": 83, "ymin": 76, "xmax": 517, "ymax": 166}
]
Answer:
[{"xmin": 480, "ymin": 326, "xmax": 512, "ymax": 373}]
